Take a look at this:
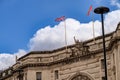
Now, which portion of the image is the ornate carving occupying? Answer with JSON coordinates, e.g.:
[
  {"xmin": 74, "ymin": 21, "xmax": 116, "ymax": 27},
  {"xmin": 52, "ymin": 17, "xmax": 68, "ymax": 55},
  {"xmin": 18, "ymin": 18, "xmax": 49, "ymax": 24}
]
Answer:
[{"xmin": 69, "ymin": 37, "xmax": 90, "ymax": 57}]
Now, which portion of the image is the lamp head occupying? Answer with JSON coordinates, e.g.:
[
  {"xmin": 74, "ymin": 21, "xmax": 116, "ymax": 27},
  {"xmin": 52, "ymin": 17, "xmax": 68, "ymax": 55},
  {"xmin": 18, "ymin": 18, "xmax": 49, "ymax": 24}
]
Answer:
[{"xmin": 94, "ymin": 6, "xmax": 109, "ymax": 14}]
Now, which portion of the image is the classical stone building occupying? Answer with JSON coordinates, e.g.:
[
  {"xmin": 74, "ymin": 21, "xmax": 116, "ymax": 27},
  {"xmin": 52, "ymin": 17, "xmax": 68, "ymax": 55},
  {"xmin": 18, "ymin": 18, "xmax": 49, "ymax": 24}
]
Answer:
[{"xmin": 0, "ymin": 23, "xmax": 120, "ymax": 80}]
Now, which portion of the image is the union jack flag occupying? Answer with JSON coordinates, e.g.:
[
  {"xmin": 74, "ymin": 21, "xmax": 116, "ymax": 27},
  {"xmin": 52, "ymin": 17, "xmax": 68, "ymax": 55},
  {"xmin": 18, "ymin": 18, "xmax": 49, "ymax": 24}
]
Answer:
[{"xmin": 55, "ymin": 16, "xmax": 65, "ymax": 22}]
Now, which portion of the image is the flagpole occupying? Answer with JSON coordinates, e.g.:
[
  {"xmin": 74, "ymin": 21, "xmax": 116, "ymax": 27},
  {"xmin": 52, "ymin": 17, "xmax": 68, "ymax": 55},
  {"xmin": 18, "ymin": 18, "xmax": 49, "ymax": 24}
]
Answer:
[
  {"xmin": 87, "ymin": 5, "xmax": 96, "ymax": 44},
  {"xmin": 55, "ymin": 16, "xmax": 68, "ymax": 52},
  {"xmin": 64, "ymin": 20, "xmax": 68, "ymax": 52},
  {"xmin": 92, "ymin": 9, "xmax": 96, "ymax": 44}
]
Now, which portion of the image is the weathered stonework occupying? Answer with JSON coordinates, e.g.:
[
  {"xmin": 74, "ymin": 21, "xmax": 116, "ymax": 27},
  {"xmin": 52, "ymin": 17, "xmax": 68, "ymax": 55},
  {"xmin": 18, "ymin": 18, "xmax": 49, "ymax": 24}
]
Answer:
[{"xmin": 0, "ymin": 22, "xmax": 120, "ymax": 80}]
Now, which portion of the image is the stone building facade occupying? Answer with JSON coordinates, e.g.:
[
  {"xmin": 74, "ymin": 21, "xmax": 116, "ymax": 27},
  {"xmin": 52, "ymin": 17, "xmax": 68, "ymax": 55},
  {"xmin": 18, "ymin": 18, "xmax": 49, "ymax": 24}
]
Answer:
[{"xmin": 0, "ymin": 23, "xmax": 120, "ymax": 80}]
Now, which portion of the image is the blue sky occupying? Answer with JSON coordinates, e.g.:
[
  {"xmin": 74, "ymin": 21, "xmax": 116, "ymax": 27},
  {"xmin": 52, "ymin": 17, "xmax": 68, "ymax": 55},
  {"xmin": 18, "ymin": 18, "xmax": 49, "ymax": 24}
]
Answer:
[
  {"xmin": 0, "ymin": 0, "xmax": 115, "ymax": 53},
  {"xmin": 0, "ymin": 0, "xmax": 120, "ymax": 69}
]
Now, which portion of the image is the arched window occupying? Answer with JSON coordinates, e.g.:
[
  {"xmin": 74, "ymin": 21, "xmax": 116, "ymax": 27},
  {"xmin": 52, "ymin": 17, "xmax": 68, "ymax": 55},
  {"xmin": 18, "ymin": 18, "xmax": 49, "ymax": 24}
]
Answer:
[
  {"xmin": 71, "ymin": 74, "xmax": 91, "ymax": 80},
  {"xmin": 70, "ymin": 72, "xmax": 93, "ymax": 80}
]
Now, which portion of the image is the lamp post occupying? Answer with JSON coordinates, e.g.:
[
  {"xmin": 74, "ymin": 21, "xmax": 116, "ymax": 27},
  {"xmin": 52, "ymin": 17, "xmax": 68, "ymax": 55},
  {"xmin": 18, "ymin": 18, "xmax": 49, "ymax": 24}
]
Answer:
[{"xmin": 94, "ymin": 6, "xmax": 109, "ymax": 80}]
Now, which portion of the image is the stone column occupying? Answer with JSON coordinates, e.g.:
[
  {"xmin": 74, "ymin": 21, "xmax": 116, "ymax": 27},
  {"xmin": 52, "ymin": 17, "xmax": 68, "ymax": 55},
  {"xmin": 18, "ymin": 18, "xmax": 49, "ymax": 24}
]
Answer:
[
  {"xmin": 114, "ymin": 42, "xmax": 120, "ymax": 80},
  {"xmin": 117, "ymin": 42, "xmax": 120, "ymax": 80}
]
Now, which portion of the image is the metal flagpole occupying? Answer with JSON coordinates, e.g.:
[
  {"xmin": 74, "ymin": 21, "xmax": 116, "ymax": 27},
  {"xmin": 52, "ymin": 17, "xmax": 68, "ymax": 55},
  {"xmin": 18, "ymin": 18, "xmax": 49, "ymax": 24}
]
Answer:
[
  {"xmin": 92, "ymin": 9, "xmax": 96, "ymax": 44},
  {"xmin": 64, "ymin": 19, "xmax": 68, "ymax": 52},
  {"xmin": 87, "ymin": 5, "xmax": 96, "ymax": 44},
  {"xmin": 55, "ymin": 16, "xmax": 68, "ymax": 52}
]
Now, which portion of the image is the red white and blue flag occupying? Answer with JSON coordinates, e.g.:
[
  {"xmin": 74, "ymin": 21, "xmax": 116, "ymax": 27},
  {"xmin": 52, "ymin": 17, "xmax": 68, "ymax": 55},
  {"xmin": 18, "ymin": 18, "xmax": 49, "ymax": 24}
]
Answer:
[
  {"xmin": 55, "ymin": 16, "xmax": 65, "ymax": 22},
  {"xmin": 87, "ymin": 5, "xmax": 93, "ymax": 16}
]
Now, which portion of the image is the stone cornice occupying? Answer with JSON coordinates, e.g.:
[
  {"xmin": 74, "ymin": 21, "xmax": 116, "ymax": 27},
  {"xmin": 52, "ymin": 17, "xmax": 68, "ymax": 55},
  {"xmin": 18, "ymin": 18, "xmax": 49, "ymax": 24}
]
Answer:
[
  {"xmin": 18, "ymin": 53, "xmax": 92, "ymax": 69},
  {"xmin": 16, "ymin": 36, "xmax": 120, "ymax": 69}
]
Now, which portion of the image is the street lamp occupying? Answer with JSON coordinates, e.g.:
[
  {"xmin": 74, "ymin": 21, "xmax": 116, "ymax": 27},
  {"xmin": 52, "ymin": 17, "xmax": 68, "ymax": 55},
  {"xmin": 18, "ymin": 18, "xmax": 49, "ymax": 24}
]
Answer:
[{"xmin": 94, "ymin": 6, "xmax": 110, "ymax": 80}]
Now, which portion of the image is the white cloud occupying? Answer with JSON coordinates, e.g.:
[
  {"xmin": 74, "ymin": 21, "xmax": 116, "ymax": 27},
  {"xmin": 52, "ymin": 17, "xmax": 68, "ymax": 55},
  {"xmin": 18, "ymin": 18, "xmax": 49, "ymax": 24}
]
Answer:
[
  {"xmin": 104, "ymin": 10, "xmax": 120, "ymax": 33},
  {"xmin": 29, "ymin": 10, "xmax": 120, "ymax": 51},
  {"xmin": 0, "ymin": 53, "xmax": 15, "ymax": 70},
  {"xmin": 110, "ymin": 0, "xmax": 120, "ymax": 8},
  {"xmin": 0, "ymin": 49, "xmax": 26, "ymax": 70},
  {"xmin": 0, "ymin": 9, "xmax": 120, "ymax": 70},
  {"xmin": 29, "ymin": 19, "xmax": 101, "ymax": 51}
]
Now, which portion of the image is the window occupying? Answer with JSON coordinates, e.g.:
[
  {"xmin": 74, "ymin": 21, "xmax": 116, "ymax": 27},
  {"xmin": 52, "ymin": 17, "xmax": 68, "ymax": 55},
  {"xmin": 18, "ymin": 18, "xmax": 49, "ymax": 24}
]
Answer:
[
  {"xmin": 36, "ymin": 72, "xmax": 42, "ymax": 80},
  {"xmin": 101, "ymin": 59, "xmax": 105, "ymax": 69},
  {"xmin": 37, "ymin": 58, "xmax": 41, "ymax": 62},
  {"xmin": 71, "ymin": 74, "xmax": 91, "ymax": 80},
  {"xmin": 55, "ymin": 70, "xmax": 58, "ymax": 80}
]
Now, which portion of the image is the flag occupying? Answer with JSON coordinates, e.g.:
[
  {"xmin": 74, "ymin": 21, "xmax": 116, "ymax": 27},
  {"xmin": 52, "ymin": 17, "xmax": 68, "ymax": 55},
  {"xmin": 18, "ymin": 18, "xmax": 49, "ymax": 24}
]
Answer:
[
  {"xmin": 87, "ymin": 5, "xmax": 92, "ymax": 16},
  {"xmin": 55, "ymin": 16, "xmax": 65, "ymax": 22}
]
